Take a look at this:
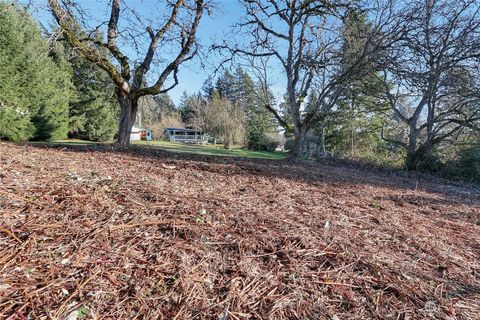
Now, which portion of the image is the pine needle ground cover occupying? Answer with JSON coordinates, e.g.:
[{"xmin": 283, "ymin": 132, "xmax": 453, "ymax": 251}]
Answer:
[{"xmin": 0, "ymin": 143, "xmax": 479, "ymax": 319}]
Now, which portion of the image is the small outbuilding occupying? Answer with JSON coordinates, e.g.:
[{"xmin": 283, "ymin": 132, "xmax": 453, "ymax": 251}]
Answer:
[
  {"xmin": 130, "ymin": 126, "xmax": 153, "ymax": 141},
  {"xmin": 164, "ymin": 127, "xmax": 206, "ymax": 144}
]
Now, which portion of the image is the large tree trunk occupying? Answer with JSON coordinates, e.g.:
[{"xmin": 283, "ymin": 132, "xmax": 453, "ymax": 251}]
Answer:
[
  {"xmin": 315, "ymin": 124, "xmax": 326, "ymax": 157},
  {"xmin": 116, "ymin": 90, "xmax": 138, "ymax": 147},
  {"xmin": 292, "ymin": 127, "xmax": 306, "ymax": 158},
  {"xmin": 406, "ymin": 143, "xmax": 434, "ymax": 171},
  {"xmin": 223, "ymin": 137, "xmax": 231, "ymax": 149},
  {"xmin": 405, "ymin": 123, "xmax": 419, "ymax": 170},
  {"xmin": 405, "ymin": 150, "xmax": 419, "ymax": 171}
]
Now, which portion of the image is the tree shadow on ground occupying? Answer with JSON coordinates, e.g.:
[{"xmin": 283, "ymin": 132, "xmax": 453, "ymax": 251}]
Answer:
[{"xmin": 25, "ymin": 143, "xmax": 480, "ymax": 207}]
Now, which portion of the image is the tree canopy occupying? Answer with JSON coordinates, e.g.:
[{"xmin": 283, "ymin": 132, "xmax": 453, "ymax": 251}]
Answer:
[{"xmin": 0, "ymin": 3, "xmax": 72, "ymax": 141}]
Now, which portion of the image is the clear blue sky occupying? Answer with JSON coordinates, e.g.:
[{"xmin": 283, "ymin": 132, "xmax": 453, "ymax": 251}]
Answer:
[{"xmin": 29, "ymin": 0, "xmax": 279, "ymax": 105}]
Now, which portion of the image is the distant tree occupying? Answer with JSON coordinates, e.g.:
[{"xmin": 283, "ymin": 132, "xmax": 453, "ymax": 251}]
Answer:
[
  {"xmin": 380, "ymin": 0, "xmax": 480, "ymax": 170},
  {"xmin": 320, "ymin": 12, "xmax": 392, "ymax": 160},
  {"xmin": 178, "ymin": 91, "xmax": 199, "ymax": 124},
  {"xmin": 137, "ymin": 92, "xmax": 182, "ymax": 138},
  {"xmin": 323, "ymin": 76, "xmax": 392, "ymax": 160},
  {"xmin": 201, "ymin": 77, "xmax": 215, "ymax": 98},
  {"xmin": 247, "ymin": 81, "xmax": 278, "ymax": 150},
  {"xmin": 137, "ymin": 95, "xmax": 158, "ymax": 126},
  {"xmin": 149, "ymin": 114, "xmax": 184, "ymax": 140},
  {"xmin": 154, "ymin": 94, "xmax": 177, "ymax": 115},
  {"xmin": 0, "ymin": 3, "xmax": 72, "ymax": 141},
  {"xmin": 215, "ymin": 67, "xmax": 277, "ymax": 150},
  {"xmin": 215, "ymin": 70, "xmax": 237, "ymax": 100},
  {"xmin": 48, "ymin": 0, "xmax": 209, "ymax": 146},
  {"xmin": 216, "ymin": 0, "xmax": 403, "ymax": 157},
  {"xmin": 191, "ymin": 92, "xmax": 245, "ymax": 148},
  {"xmin": 137, "ymin": 93, "xmax": 177, "ymax": 126}
]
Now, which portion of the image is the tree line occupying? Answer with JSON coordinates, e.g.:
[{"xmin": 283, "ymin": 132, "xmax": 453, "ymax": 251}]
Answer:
[
  {"xmin": 0, "ymin": 0, "xmax": 479, "ymax": 182},
  {"xmin": 217, "ymin": 0, "xmax": 479, "ymax": 169},
  {"xmin": 135, "ymin": 67, "xmax": 280, "ymax": 150},
  {"xmin": 0, "ymin": 2, "xmax": 118, "ymax": 142}
]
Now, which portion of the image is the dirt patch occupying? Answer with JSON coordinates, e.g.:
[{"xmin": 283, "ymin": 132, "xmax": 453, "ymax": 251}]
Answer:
[{"xmin": 1, "ymin": 143, "xmax": 479, "ymax": 319}]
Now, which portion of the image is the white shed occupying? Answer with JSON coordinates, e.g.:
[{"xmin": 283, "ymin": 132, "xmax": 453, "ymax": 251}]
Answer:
[{"xmin": 130, "ymin": 126, "xmax": 153, "ymax": 141}]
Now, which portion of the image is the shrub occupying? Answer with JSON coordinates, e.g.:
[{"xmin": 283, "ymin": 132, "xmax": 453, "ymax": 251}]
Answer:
[
  {"xmin": 443, "ymin": 146, "xmax": 480, "ymax": 183},
  {"xmin": 284, "ymin": 137, "xmax": 295, "ymax": 152},
  {"xmin": 414, "ymin": 150, "xmax": 444, "ymax": 174},
  {"xmin": 246, "ymin": 130, "xmax": 264, "ymax": 150},
  {"xmin": 248, "ymin": 132, "xmax": 284, "ymax": 151}
]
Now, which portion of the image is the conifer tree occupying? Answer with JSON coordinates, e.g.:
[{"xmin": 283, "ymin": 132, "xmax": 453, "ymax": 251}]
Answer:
[
  {"xmin": 67, "ymin": 37, "xmax": 118, "ymax": 141},
  {"xmin": 0, "ymin": 3, "xmax": 72, "ymax": 141}
]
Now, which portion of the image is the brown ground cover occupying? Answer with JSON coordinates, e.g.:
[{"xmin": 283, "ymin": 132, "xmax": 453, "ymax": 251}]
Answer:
[{"xmin": 0, "ymin": 143, "xmax": 479, "ymax": 319}]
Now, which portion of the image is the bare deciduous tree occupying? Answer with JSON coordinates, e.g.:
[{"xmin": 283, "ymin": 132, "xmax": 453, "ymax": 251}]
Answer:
[
  {"xmin": 48, "ymin": 0, "xmax": 209, "ymax": 146},
  {"xmin": 215, "ymin": 0, "xmax": 402, "ymax": 157},
  {"xmin": 191, "ymin": 94, "xmax": 246, "ymax": 148},
  {"xmin": 380, "ymin": 0, "xmax": 480, "ymax": 169}
]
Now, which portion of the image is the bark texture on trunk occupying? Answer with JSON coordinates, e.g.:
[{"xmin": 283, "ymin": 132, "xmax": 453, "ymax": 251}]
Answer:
[
  {"xmin": 116, "ymin": 90, "xmax": 138, "ymax": 147},
  {"xmin": 223, "ymin": 139, "xmax": 231, "ymax": 149},
  {"xmin": 292, "ymin": 127, "xmax": 306, "ymax": 158},
  {"xmin": 406, "ymin": 144, "xmax": 433, "ymax": 171},
  {"xmin": 313, "ymin": 124, "xmax": 326, "ymax": 157},
  {"xmin": 405, "ymin": 122, "xmax": 419, "ymax": 170},
  {"xmin": 405, "ymin": 151, "xmax": 419, "ymax": 171}
]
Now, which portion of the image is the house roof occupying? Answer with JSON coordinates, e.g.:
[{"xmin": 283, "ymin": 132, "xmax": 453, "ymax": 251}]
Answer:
[
  {"xmin": 164, "ymin": 127, "xmax": 201, "ymax": 133},
  {"xmin": 131, "ymin": 126, "xmax": 152, "ymax": 132}
]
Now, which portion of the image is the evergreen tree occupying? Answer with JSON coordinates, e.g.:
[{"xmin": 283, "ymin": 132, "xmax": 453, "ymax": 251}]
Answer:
[
  {"xmin": 247, "ymin": 81, "xmax": 278, "ymax": 150},
  {"xmin": 178, "ymin": 91, "xmax": 199, "ymax": 124},
  {"xmin": 68, "ymin": 43, "xmax": 118, "ymax": 141},
  {"xmin": 311, "ymin": 10, "xmax": 394, "ymax": 162},
  {"xmin": 214, "ymin": 67, "xmax": 277, "ymax": 150},
  {"xmin": 137, "ymin": 92, "xmax": 177, "ymax": 127},
  {"xmin": 154, "ymin": 94, "xmax": 176, "ymax": 115},
  {"xmin": 0, "ymin": 3, "xmax": 72, "ymax": 141},
  {"xmin": 323, "ymin": 75, "xmax": 390, "ymax": 160},
  {"xmin": 215, "ymin": 70, "xmax": 237, "ymax": 101},
  {"xmin": 201, "ymin": 77, "xmax": 215, "ymax": 99},
  {"xmin": 36, "ymin": 43, "xmax": 73, "ymax": 140}
]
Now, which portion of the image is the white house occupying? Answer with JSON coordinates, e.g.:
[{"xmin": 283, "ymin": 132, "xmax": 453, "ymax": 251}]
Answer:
[{"xmin": 164, "ymin": 127, "xmax": 206, "ymax": 144}]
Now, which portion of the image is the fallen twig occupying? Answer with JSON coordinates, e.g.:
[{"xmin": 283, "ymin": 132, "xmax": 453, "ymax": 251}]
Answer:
[{"xmin": 0, "ymin": 226, "xmax": 22, "ymax": 243}]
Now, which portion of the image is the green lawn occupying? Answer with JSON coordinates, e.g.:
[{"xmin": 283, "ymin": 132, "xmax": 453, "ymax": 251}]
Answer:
[
  {"xmin": 47, "ymin": 139, "xmax": 98, "ymax": 145},
  {"xmin": 30, "ymin": 139, "xmax": 288, "ymax": 160},
  {"xmin": 133, "ymin": 140, "xmax": 288, "ymax": 160}
]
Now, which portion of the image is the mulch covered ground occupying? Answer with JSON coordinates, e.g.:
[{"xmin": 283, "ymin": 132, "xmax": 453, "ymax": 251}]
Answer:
[{"xmin": 0, "ymin": 143, "xmax": 479, "ymax": 320}]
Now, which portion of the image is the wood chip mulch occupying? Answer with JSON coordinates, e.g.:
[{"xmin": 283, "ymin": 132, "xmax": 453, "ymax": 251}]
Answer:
[{"xmin": 0, "ymin": 143, "xmax": 479, "ymax": 319}]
